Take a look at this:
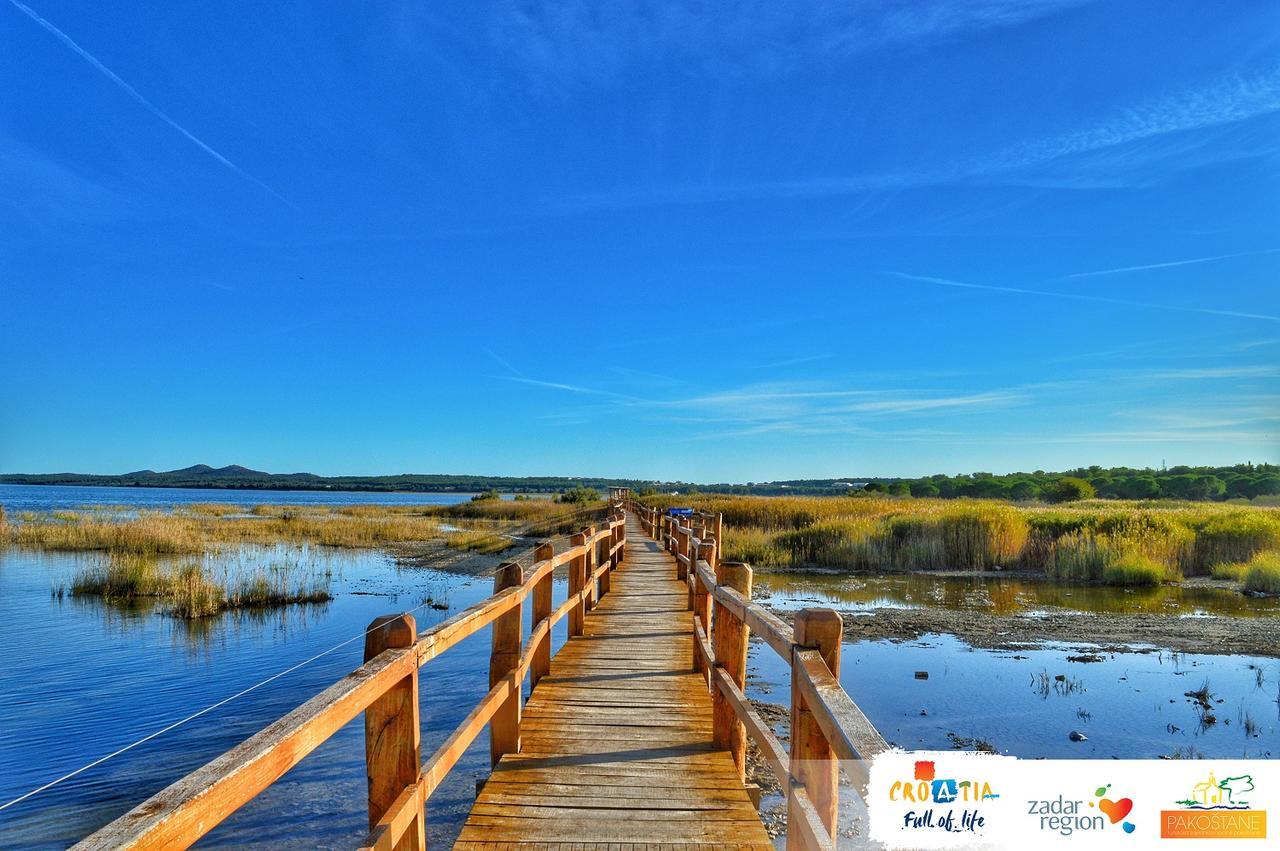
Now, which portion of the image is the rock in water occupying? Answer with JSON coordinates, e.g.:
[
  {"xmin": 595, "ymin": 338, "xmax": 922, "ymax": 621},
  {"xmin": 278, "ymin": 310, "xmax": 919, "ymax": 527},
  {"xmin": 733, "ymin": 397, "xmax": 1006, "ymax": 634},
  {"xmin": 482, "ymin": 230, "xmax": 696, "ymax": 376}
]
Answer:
[{"xmin": 1069, "ymin": 730, "xmax": 1088, "ymax": 742}]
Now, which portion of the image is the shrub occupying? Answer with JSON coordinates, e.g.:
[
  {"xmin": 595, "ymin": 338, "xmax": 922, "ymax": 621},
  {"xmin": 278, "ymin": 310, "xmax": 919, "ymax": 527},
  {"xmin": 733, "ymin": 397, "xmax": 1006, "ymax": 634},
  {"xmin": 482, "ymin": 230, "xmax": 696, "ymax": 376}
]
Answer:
[
  {"xmin": 557, "ymin": 486, "xmax": 602, "ymax": 505},
  {"xmin": 1243, "ymin": 552, "xmax": 1280, "ymax": 594},
  {"xmin": 471, "ymin": 490, "xmax": 502, "ymax": 502}
]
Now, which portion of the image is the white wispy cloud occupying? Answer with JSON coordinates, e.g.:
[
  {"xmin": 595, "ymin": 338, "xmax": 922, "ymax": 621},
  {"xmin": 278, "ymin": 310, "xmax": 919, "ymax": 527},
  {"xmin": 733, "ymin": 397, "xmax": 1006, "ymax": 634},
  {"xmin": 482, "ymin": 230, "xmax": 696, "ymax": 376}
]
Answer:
[
  {"xmin": 551, "ymin": 65, "xmax": 1280, "ymax": 213},
  {"xmin": 1147, "ymin": 365, "xmax": 1280, "ymax": 380},
  {"xmin": 751, "ymin": 354, "xmax": 834, "ymax": 369},
  {"xmin": 502, "ymin": 376, "xmax": 642, "ymax": 401},
  {"xmin": 1062, "ymin": 247, "xmax": 1280, "ymax": 280},
  {"xmin": 473, "ymin": 1, "xmax": 1094, "ymax": 95},
  {"xmin": 7, "ymin": 0, "xmax": 290, "ymax": 205},
  {"xmin": 483, "ymin": 347, "xmax": 523, "ymax": 377},
  {"xmin": 891, "ymin": 271, "xmax": 1280, "ymax": 323}
]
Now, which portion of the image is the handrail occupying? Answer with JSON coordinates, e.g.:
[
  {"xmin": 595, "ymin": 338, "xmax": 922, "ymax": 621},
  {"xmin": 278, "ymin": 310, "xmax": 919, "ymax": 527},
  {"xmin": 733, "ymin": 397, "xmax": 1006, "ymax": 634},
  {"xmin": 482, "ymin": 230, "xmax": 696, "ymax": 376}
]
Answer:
[
  {"xmin": 78, "ymin": 506, "xmax": 628, "ymax": 851},
  {"xmin": 627, "ymin": 497, "xmax": 888, "ymax": 851}
]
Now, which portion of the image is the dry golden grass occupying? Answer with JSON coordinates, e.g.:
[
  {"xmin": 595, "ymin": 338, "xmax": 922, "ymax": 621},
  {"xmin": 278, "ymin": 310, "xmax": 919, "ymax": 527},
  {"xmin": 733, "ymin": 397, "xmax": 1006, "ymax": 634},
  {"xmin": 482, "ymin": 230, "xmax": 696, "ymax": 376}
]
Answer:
[
  {"xmin": 639, "ymin": 493, "xmax": 1280, "ymax": 585},
  {"xmin": 4, "ymin": 505, "xmax": 442, "ymax": 553}
]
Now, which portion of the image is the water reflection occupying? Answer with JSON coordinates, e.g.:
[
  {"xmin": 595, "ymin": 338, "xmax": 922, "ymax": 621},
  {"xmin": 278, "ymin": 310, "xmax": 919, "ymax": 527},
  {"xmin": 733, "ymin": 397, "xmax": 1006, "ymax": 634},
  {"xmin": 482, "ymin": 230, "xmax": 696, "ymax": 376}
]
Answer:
[{"xmin": 756, "ymin": 570, "xmax": 1280, "ymax": 617}]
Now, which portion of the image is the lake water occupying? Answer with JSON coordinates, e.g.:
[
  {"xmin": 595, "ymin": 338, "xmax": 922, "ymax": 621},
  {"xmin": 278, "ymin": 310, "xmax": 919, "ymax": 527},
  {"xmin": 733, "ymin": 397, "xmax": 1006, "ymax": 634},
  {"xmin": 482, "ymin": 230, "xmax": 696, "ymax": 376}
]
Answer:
[
  {"xmin": 1, "ymin": 485, "xmax": 1276, "ymax": 847},
  {"xmin": 0, "ymin": 483, "xmax": 479, "ymax": 513}
]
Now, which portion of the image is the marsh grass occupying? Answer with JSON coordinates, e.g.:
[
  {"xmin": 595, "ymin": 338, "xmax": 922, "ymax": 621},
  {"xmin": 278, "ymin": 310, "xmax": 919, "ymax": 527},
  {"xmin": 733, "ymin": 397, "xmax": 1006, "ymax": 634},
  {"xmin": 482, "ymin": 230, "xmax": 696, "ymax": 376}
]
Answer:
[
  {"xmin": 1243, "ymin": 552, "xmax": 1280, "ymax": 594},
  {"xmin": 722, "ymin": 525, "xmax": 789, "ymax": 566},
  {"xmin": 424, "ymin": 499, "xmax": 605, "ymax": 537},
  {"xmin": 1210, "ymin": 561, "xmax": 1248, "ymax": 581},
  {"xmin": 1191, "ymin": 512, "xmax": 1280, "ymax": 573},
  {"xmin": 637, "ymin": 494, "xmax": 1277, "ymax": 586},
  {"xmin": 444, "ymin": 528, "xmax": 517, "ymax": 555},
  {"xmin": 5, "ymin": 506, "xmax": 442, "ymax": 553},
  {"xmin": 1101, "ymin": 553, "xmax": 1165, "ymax": 586},
  {"xmin": 70, "ymin": 553, "xmax": 332, "ymax": 618}
]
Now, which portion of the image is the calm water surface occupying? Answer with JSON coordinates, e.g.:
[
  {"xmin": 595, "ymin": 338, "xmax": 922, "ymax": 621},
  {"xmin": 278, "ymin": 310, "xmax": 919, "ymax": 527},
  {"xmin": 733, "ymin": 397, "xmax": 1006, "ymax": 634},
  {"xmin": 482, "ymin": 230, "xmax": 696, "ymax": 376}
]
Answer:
[
  {"xmin": 756, "ymin": 569, "xmax": 1280, "ymax": 617},
  {"xmin": 0, "ymin": 483, "xmax": 479, "ymax": 513}
]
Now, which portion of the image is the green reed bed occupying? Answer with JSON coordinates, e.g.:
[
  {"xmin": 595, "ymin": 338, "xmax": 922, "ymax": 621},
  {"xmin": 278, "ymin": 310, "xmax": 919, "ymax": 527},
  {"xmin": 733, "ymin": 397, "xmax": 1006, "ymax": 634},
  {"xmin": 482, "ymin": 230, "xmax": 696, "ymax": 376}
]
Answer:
[{"xmin": 1242, "ymin": 552, "xmax": 1280, "ymax": 594}]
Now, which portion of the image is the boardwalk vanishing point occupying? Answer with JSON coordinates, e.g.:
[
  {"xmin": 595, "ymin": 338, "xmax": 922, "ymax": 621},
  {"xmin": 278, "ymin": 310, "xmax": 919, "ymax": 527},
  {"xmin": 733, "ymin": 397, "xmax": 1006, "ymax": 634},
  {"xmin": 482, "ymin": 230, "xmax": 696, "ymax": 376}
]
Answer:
[{"xmin": 76, "ymin": 494, "xmax": 888, "ymax": 850}]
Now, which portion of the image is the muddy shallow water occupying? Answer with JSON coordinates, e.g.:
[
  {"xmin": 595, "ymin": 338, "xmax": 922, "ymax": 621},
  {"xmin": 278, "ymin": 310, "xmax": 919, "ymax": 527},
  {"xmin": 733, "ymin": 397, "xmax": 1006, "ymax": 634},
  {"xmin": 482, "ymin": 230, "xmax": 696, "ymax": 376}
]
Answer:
[{"xmin": 756, "ymin": 570, "xmax": 1280, "ymax": 657}]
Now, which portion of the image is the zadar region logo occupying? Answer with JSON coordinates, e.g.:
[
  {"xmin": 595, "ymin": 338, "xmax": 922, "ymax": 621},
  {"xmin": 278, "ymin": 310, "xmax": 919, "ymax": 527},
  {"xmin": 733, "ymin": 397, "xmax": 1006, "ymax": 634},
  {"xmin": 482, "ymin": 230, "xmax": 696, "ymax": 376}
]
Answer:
[
  {"xmin": 1027, "ymin": 782, "xmax": 1135, "ymax": 836},
  {"xmin": 1161, "ymin": 771, "xmax": 1266, "ymax": 839}
]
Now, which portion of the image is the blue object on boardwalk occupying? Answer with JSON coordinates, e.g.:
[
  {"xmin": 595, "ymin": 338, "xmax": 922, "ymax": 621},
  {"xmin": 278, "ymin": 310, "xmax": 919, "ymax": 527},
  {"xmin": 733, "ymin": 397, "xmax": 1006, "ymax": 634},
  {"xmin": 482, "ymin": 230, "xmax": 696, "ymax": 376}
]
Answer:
[{"xmin": 667, "ymin": 507, "xmax": 693, "ymax": 516}]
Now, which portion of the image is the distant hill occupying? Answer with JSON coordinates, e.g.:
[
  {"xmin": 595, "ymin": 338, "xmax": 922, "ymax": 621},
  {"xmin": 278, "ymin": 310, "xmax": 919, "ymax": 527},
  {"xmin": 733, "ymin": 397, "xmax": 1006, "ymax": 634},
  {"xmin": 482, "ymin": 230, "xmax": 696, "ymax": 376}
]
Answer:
[{"xmin": 1, "ymin": 463, "xmax": 1275, "ymax": 501}]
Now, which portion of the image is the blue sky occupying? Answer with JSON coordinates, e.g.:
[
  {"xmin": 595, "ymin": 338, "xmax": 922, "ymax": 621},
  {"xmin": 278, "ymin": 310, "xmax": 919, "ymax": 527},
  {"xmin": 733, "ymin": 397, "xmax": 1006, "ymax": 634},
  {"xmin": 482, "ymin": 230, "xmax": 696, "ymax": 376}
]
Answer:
[{"xmin": 2, "ymin": 1, "xmax": 1278, "ymax": 481}]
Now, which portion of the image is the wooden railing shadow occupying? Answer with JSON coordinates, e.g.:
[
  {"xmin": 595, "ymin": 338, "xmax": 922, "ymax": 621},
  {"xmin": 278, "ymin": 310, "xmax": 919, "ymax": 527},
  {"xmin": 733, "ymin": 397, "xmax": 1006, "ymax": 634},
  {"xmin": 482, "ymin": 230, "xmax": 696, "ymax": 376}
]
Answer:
[
  {"xmin": 631, "ymin": 500, "xmax": 891, "ymax": 851},
  {"xmin": 75, "ymin": 506, "xmax": 629, "ymax": 851}
]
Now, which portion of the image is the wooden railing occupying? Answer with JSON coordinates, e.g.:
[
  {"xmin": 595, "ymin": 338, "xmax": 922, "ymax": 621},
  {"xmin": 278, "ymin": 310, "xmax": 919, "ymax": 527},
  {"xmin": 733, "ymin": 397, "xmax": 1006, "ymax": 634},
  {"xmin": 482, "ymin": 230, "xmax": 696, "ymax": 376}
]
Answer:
[
  {"xmin": 629, "ymin": 500, "xmax": 890, "ymax": 851},
  {"xmin": 75, "ymin": 506, "xmax": 629, "ymax": 851}
]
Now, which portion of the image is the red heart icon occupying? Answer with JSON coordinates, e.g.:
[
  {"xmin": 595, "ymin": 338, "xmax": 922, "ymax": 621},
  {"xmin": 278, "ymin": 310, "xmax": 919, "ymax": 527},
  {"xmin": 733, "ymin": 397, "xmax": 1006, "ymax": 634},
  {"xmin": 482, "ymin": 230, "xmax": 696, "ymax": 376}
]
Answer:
[{"xmin": 1099, "ymin": 797, "xmax": 1134, "ymax": 824}]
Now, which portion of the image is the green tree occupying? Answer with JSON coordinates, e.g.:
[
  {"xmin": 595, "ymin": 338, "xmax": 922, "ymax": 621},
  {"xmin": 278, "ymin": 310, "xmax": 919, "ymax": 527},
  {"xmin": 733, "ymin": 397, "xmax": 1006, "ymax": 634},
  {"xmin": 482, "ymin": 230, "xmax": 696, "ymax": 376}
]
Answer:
[
  {"xmin": 887, "ymin": 481, "xmax": 912, "ymax": 497},
  {"xmin": 910, "ymin": 480, "xmax": 940, "ymax": 498},
  {"xmin": 1042, "ymin": 476, "xmax": 1096, "ymax": 503},
  {"xmin": 1009, "ymin": 480, "xmax": 1040, "ymax": 501}
]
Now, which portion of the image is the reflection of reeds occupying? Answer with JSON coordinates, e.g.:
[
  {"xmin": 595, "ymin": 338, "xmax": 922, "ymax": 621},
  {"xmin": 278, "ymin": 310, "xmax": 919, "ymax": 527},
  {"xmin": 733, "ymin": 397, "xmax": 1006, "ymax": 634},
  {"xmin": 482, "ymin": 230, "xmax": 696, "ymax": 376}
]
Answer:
[{"xmin": 68, "ymin": 553, "xmax": 332, "ymax": 619}]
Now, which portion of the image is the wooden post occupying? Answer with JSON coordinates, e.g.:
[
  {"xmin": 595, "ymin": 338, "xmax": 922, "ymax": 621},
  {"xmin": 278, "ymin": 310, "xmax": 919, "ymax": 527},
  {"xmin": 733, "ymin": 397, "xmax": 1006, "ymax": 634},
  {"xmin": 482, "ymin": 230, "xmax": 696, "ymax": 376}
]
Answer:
[
  {"xmin": 675, "ymin": 525, "xmax": 689, "ymax": 582},
  {"xmin": 569, "ymin": 531, "xmax": 586, "ymax": 637},
  {"xmin": 692, "ymin": 541, "xmax": 714, "ymax": 675},
  {"xmin": 712, "ymin": 562, "xmax": 752, "ymax": 781},
  {"xmin": 600, "ymin": 518, "xmax": 615, "ymax": 596},
  {"xmin": 788, "ymin": 608, "xmax": 843, "ymax": 848},
  {"xmin": 489, "ymin": 561, "xmax": 524, "ymax": 767},
  {"xmin": 363, "ymin": 614, "xmax": 423, "ymax": 851},
  {"xmin": 583, "ymin": 525, "xmax": 597, "ymax": 612},
  {"xmin": 531, "ymin": 542, "xmax": 553, "ymax": 688},
  {"xmin": 714, "ymin": 514, "xmax": 724, "ymax": 568}
]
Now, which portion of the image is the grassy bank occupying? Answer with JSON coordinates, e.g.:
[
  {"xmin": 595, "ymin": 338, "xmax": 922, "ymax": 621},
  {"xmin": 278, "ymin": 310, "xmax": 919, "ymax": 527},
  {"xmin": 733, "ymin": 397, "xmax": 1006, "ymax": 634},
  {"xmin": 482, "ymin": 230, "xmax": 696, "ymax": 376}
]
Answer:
[
  {"xmin": 641, "ymin": 494, "xmax": 1280, "ymax": 587},
  {"xmin": 4, "ymin": 499, "xmax": 607, "ymax": 573},
  {"xmin": 5, "ymin": 505, "xmax": 445, "ymax": 553}
]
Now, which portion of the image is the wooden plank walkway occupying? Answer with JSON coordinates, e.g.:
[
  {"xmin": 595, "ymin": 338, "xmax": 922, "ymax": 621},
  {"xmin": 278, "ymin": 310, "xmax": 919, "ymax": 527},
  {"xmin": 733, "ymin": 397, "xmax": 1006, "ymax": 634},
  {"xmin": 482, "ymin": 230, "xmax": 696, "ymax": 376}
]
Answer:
[{"xmin": 455, "ymin": 513, "xmax": 773, "ymax": 849}]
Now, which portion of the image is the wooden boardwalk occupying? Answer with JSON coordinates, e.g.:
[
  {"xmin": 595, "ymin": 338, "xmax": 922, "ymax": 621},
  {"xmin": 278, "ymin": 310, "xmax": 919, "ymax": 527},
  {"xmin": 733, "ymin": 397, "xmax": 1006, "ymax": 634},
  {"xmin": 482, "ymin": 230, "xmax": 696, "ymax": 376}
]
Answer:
[
  {"xmin": 455, "ymin": 513, "xmax": 773, "ymax": 849},
  {"xmin": 79, "ymin": 498, "xmax": 885, "ymax": 851}
]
